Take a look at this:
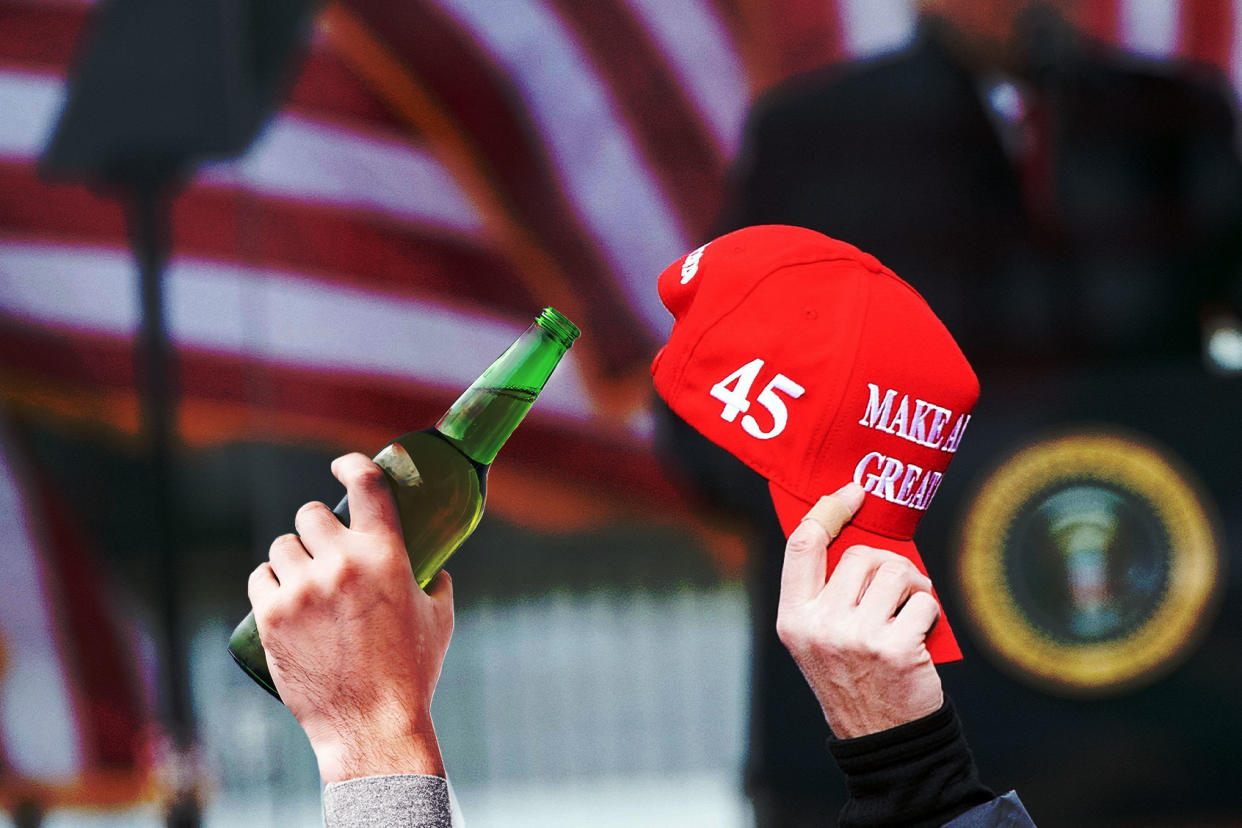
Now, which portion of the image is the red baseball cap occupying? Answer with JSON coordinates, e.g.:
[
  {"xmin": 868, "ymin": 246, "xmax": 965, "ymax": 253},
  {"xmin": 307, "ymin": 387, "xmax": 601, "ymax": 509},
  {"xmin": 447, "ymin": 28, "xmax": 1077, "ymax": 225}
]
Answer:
[{"xmin": 652, "ymin": 225, "xmax": 979, "ymax": 662}]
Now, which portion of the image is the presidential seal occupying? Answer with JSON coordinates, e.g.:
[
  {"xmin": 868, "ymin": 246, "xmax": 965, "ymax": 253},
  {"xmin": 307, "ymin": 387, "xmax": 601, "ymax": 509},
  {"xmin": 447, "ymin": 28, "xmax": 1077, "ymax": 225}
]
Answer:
[{"xmin": 957, "ymin": 430, "xmax": 1223, "ymax": 695}]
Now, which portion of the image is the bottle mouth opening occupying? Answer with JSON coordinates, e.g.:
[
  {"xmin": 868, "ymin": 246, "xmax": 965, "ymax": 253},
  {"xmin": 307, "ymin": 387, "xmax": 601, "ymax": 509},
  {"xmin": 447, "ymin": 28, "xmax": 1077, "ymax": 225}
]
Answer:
[{"xmin": 536, "ymin": 307, "xmax": 581, "ymax": 347}]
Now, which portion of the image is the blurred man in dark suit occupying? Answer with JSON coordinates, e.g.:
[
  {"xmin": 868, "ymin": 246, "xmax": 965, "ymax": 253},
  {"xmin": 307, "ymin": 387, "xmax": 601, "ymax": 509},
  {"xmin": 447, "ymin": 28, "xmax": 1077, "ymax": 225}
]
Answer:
[
  {"xmin": 659, "ymin": 1, "xmax": 1242, "ymax": 824},
  {"xmin": 718, "ymin": 0, "xmax": 1242, "ymax": 373}
]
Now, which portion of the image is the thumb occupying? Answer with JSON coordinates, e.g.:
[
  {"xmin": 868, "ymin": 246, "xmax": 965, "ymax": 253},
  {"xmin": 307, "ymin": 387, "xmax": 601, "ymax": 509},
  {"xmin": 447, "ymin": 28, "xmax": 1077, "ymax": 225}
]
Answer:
[
  {"xmin": 804, "ymin": 482, "xmax": 866, "ymax": 540},
  {"xmin": 779, "ymin": 483, "xmax": 866, "ymax": 609}
]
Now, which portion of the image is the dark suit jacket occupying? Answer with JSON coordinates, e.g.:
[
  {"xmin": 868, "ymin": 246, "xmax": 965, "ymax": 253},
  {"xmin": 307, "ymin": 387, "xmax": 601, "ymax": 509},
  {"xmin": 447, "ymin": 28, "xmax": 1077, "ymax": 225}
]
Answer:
[
  {"xmin": 718, "ymin": 17, "xmax": 1242, "ymax": 373},
  {"xmin": 676, "ymin": 13, "xmax": 1242, "ymax": 825}
]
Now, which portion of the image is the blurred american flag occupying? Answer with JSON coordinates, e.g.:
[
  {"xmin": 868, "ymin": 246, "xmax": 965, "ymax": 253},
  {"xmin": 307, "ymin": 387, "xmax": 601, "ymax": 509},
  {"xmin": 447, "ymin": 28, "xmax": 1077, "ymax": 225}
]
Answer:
[{"xmin": 1, "ymin": 0, "xmax": 1239, "ymax": 809}]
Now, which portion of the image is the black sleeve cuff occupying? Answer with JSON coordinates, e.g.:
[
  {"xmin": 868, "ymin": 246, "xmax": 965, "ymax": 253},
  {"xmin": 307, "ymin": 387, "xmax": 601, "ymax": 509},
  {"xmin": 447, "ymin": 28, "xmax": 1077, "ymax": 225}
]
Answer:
[{"xmin": 827, "ymin": 697, "xmax": 996, "ymax": 828}]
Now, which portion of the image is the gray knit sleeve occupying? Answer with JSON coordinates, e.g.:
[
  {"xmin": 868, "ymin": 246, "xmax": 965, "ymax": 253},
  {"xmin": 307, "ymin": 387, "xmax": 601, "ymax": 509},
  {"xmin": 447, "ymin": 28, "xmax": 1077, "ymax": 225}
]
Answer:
[{"xmin": 322, "ymin": 774, "xmax": 452, "ymax": 828}]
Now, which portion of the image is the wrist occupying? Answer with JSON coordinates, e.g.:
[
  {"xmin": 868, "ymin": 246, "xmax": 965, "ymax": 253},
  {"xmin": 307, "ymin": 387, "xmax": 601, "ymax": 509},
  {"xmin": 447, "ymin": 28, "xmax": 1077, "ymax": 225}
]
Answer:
[
  {"xmin": 827, "ymin": 697, "xmax": 996, "ymax": 828},
  {"xmin": 824, "ymin": 685, "xmax": 944, "ymax": 739},
  {"xmin": 313, "ymin": 710, "xmax": 444, "ymax": 784},
  {"xmin": 828, "ymin": 698, "xmax": 955, "ymax": 757}
]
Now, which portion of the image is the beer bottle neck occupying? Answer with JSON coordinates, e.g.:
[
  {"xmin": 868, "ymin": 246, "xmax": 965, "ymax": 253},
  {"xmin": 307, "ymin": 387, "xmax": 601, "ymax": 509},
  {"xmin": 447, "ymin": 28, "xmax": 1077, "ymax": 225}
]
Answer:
[{"xmin": 435, "ymin": 309, "xmax": 579, "ymax": 466}]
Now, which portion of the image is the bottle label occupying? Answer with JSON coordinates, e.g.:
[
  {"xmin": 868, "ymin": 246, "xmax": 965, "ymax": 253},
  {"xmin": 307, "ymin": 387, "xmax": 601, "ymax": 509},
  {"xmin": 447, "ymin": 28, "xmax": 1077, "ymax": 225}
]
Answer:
[{"xmin": 374, "ymin": 443, "xmax": 423, "ymax": 487}]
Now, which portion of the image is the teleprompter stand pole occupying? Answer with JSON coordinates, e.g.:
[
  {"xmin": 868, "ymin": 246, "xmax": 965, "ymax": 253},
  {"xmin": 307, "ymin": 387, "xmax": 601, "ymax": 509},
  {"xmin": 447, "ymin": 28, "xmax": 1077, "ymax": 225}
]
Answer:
[{"xmin": 40, "ymin": 1, "xmax": 320, "ymax": 824}]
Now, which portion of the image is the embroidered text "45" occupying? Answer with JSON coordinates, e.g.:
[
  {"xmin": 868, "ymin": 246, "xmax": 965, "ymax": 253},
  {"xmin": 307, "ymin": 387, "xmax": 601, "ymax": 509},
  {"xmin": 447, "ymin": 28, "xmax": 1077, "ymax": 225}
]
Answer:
[{"xmin": 710, "ymin": 358, "xmax": 805, "ymax": 440}]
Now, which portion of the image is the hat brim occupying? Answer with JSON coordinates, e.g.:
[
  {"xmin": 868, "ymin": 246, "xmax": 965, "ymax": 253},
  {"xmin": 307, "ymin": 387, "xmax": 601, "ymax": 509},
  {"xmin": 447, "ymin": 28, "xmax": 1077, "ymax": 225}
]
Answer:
[{"xmin": 768, "ymin": 482, "xmax": 962, "ymax": 663}]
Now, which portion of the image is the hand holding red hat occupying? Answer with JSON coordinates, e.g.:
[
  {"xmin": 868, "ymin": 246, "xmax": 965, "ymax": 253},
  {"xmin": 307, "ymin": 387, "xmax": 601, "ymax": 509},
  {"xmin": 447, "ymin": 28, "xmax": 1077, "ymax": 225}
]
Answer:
[
  {"xmin": 652, "ymin": 224, "xmax": 978, "ymax": 663},
  {"xmin": 779, "ymin": 483, "xmax": 867, "ymax": 608},
  {"xmin": 777, "ymin": 484, "xmax": 944, "ymax": 739}
]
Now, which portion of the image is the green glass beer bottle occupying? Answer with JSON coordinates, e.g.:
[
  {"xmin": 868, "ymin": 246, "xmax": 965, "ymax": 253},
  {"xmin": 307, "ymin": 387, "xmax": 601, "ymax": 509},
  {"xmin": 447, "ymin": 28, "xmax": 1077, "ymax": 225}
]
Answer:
[{"xmin": 228, "ymin": 307, "xmax": 580, "ymax": 699}]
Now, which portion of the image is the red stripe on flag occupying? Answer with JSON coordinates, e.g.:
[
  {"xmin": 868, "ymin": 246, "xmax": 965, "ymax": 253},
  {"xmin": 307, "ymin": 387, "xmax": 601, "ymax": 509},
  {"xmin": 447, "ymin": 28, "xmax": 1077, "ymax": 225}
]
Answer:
[
  {"xmin": 0, "ymin": 321, "xmax": 683, "ymax": 506},
  {"xmin": 545, "ymin": 0, "xmax": 727, "ymax": 241},
  {"xmin": 285, "ymin": 47, "xmax": 413, "ymax": 138},
  {"xmin": 1179, "ymin": 0, "xmax": 1234, "ymax": 68},
  {"xmin": 1, "ymin": 162, "xmax": 128, "ymax": 243},
  {"xmin": 707, "ymin": 0, "xmax": 749, "ymax": 56},
  {"xmin": 0, "ymin": 2, "xmax": 88, "ymax": 72},
  {"xmin": 0, "ymin": 161, "xmax": 539, "ymax": 312},
  {"xmin": 23, "ymin": 461, "xmax": 149, "ymax": 772},
  {"xmin": 1080, "ymin": 0, "xmax": 1121, "ymax": 43},
  {"xmin": 338, "ymin": 0, "xmax": 659, "ymax": 376}
]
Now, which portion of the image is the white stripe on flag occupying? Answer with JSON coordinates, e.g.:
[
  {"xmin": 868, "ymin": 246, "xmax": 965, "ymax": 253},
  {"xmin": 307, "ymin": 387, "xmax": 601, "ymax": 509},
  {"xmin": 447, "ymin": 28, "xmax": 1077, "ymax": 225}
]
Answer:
[
  {"xmin": 621, "ymin": 0, "xmax": 750, "ymax": 155},
  {"xmin": 0, "ymin": 69, "xmax": 483, "ymax": 234},
  {"xmin": 839, "ymin": 0, "xmax": 917, "ymax": 58},
  {"xmin": 0, "ymin": 425, "xmax": 84, "ymax": 782},
  {"xmin": 0, "ymin": 70, "xmax": 64, "ymax": 161},
  {"xmin": 434, "ymin": 0, "xmax": 686, "ymax": 337},
  {"xmin": 1119, "ymin": 0, "xmax": 1179, "ymax": 58},
  {"xmin": 202, "ymin": 115, "xmax": 484, "ymax": 233},
  {"xmin": 0, "ymin": 242, "xmax": 595, "ymax": 422}
]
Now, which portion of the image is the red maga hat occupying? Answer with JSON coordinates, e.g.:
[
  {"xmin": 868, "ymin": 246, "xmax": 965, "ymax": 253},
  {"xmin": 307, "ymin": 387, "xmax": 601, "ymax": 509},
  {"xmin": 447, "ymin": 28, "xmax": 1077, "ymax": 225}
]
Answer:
[{"xmin": 652, "ymin": 225, "xmax": 979, "ymax": 662}]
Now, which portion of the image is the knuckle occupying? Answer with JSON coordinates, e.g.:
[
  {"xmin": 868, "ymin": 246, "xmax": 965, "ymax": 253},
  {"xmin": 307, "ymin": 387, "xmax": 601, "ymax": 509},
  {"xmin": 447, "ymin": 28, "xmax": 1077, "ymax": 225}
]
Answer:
[
  {"xmin": 858, "ymin": 636, "xmax": 888, "ymax": 661},
  {"xmin": 269, "ymin": 533, "xmax": 299, "ymax": 558},
  {"xmin": 775, "ymin": 615, "xmax": 795, "ymax": 645},
  {"xmin": 246, "ymin": 565, "xmax": 269, "ymax": 600},
  {"xmin": 865, "ymin": 628, "xmax": 913, "ymax": 664},
  {"xmin": 324, "ymin": 554, "xmax": 363, "ymax": 590},
  {"xmin": 785, "ymin": 529, "xmax": 824, "ymax": 557},
  {"xmin": 255, "ymin": 593, "xmax": 287, "ymax": 629},
  {"xmin": 296, "ymin": 500, "xmax": 326, "ymax": 520},
  {"xmin": 840, "ymin": 544, "xmax": 875, "ymax": 562},
  {"xmin": 775, "ymin": 614, "xmax": 807, "ymax": 650},
  {"xmin": 283, "ymin": 582, "xmax": 314, "ymax": 613},
  {"xmin": 834, "ymin": 624, "xmax": 867, "ymax": 655},
  {"xmin": 825, "ymin": 618, "xmax": 873, "ymax": 655},
  {"xmin": 797, "ymin": 615, "xmax": 849, "ymax": 653},
  {"xmin": 883, "ymin": 549, "xmax": 915, "ymax": 568},
  {"xmin": 872, "ymin": 633, "xmax": 901, "ymax": 656},
  {"xmin": 908, "ymin": 590, "xmax": 941, "ymax": 617},
  {"xmin": 365, "ymin": 544, "xmax": 409, "ymax": 580},
  {"xmin": 349, "ymin": 459, "xmax": 388, "ymax": 489},
  {"xmin": 877, "ymin": 559, "xmax": 912, "ymax": 581}
]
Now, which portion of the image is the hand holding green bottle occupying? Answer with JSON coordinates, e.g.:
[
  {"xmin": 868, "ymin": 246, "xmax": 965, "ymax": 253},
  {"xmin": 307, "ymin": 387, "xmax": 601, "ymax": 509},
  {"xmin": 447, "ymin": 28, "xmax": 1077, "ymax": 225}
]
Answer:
[
  {"xmin": 230, "ymin": 308, "xmax": 580, "ymax": 699},
  {"xmin": 247, "ymin": 453, "xmax": 454, "ymax": 781}
]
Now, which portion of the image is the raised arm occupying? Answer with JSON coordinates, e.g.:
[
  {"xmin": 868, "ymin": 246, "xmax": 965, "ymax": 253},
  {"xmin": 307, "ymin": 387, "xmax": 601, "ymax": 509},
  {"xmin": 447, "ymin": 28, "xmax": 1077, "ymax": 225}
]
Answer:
[{"xmin": 247, "ymin": 453, "xmax": 456, "ymax": 826}]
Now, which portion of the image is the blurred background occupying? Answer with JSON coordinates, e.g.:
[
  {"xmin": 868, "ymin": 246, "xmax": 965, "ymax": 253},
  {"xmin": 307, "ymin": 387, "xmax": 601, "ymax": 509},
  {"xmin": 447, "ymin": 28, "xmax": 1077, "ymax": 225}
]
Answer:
[{"xmin": 0, "ymin": 0, "xmax": 1240, "ymax": 826}]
